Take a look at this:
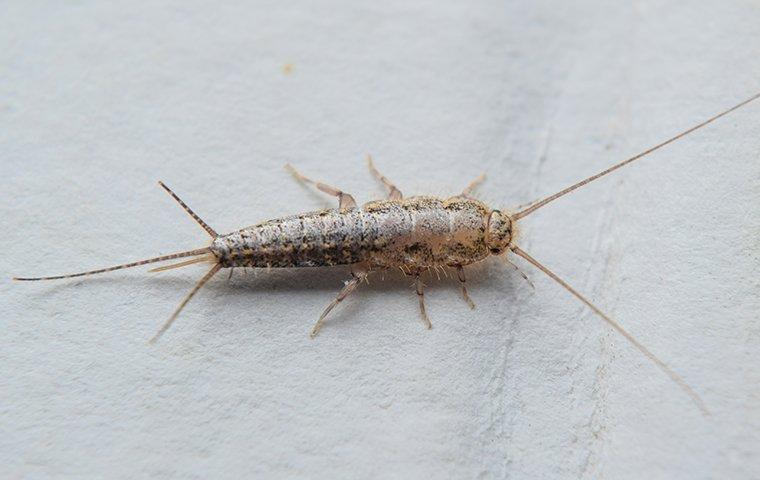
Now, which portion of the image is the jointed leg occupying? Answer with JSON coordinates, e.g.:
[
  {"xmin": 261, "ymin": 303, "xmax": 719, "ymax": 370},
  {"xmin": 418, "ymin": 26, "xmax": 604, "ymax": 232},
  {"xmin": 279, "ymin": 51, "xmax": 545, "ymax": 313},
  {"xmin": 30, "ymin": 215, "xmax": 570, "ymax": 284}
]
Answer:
[
  {"xmin": 456, "ymin": 265, "xmax": 476, "ymax": 309},
  {"xmin": 285, "ymin": 164, "xmax": 357, "ymax": 209},
  {"xmin": 414, "ymin": 272, "xmax": 432, "ymax": 329},
  {"xmin": 310, "ymin": 270, "xmax": 368, "ymax": 338},
  {"xmin": 460, "ymin": 174, "xmax": 486, "ymax": 199},
  {"xmin": 367, "ymin": 155, "xmax": 403, "ymax": 200}
]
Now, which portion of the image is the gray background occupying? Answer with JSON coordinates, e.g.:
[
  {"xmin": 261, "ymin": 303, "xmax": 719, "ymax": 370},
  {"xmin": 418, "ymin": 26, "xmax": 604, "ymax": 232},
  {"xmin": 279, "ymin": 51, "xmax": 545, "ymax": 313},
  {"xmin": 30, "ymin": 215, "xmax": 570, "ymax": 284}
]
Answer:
[{"xmin": 2, "ymin": 1, "xmax": 759, "ymax": 478}]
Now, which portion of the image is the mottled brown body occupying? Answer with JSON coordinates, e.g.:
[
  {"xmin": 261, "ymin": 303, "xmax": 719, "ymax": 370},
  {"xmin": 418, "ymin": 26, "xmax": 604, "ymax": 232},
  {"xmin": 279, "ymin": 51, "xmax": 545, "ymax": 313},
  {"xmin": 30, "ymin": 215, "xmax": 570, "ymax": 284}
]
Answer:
[{"xmin": 211, "ymin": 196, "xmax": 495, "ymax": 270}]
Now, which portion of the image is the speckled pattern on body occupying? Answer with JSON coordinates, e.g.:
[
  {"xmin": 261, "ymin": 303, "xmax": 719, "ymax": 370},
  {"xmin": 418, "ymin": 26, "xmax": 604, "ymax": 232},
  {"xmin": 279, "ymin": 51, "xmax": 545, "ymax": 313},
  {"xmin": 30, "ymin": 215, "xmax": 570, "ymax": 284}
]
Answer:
[{"xmin": 211, "ymin": 196, "xmax": 499, "ymax": 270}]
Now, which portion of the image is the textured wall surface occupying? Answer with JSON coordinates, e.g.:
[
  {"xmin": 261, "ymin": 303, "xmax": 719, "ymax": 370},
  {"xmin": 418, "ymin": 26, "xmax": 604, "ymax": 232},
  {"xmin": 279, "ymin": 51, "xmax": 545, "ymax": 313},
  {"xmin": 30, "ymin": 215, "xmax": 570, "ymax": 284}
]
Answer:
[{"xmin": 2, "ymin": 1, "xmax": 759, "ymax": 478}]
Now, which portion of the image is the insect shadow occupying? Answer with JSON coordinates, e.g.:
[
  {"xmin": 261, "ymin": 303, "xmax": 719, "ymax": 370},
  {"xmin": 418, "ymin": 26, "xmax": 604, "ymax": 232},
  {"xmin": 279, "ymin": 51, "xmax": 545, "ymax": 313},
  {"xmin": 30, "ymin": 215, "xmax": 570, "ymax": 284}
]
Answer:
[{"xmin": 214, "ymin": 262, "xmax": 516, "ymax": 331}]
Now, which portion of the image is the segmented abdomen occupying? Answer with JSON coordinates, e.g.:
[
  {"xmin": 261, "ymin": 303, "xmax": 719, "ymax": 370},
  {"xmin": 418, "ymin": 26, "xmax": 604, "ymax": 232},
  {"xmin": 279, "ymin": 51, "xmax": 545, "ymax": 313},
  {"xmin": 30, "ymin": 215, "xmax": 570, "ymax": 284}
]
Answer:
[{"xmin": 210, "ymin": 196, "xmax": 490, "ymax": 269}]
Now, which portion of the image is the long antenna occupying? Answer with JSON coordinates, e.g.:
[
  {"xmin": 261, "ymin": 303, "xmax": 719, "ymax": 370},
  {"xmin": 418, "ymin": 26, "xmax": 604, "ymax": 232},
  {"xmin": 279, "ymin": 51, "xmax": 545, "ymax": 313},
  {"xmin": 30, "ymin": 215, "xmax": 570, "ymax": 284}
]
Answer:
[
  {"xmin": 511, "ymin": 245, "xmax": 710, "ymax": 416},
  {"xmin": 514, "ymin": 92, "xmax": 760, "ymax": 220}
]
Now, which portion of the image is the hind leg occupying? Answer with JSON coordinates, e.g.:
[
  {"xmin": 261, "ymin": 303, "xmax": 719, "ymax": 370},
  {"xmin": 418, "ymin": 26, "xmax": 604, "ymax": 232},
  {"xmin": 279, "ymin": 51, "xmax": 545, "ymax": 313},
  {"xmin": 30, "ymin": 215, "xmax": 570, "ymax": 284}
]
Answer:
[
  {"xmin": 456, "ymin": 265, "xmax": 476, "ymax": 309},
  {"xmin": 367, "ymin": 155, "xmax": 403, "ymax": 200},
  {"xmin": 285, "ymin": 164, "xmax": 357, "ymax": 209},
  {"xmin": 413, "ymin": 271, "xmax": 433, "ymax": 329},
  {"xmin": 310, "ymin": 268, "xmax": 369, "ymax": 337}
]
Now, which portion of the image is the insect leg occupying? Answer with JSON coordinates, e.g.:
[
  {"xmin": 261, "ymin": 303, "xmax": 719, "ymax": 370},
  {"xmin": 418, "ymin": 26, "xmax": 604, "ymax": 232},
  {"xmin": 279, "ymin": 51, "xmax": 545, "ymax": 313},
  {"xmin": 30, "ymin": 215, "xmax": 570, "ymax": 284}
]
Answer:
[
  {"xmin": 414, "ymin": 272, "xmax": 432, "ymax": 329},
  {"xmin": 284, "ymin": 164, "xmax": 357, "ymax": 209},
  {"xmin": 367, "ymin": 154, "xmax": 403, "ymax": 200},
  {"xmin": 456, "ymin": 265, "xmax": 476, "ymax": 309},
  {"xmin": 310, "ymin": 270, "xmax": 368, "ymax": 338},
  {"xmin": 460, "ymin": 174, "xmax": 486, "ymax": 199}
]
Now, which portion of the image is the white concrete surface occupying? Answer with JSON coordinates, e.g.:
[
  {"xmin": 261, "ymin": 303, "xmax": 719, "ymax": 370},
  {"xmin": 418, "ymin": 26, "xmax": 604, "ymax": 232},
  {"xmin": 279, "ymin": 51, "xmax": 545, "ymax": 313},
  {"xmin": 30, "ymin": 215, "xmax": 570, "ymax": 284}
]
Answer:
[{"xmin": 2, "ymin": 1, "xmax": 759, "ymax": 478}]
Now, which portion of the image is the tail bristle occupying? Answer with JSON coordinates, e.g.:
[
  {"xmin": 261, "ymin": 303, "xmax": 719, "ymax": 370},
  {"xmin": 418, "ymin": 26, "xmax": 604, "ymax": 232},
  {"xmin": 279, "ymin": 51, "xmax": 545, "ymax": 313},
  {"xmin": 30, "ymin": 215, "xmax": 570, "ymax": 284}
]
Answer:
[
  {"xmin": 158, "ymin": 181, "xmax": 218, "ymax": 238},
  {"xmin": 13, "ymin": 247, "xmax": 213, "ymax": 281},
  {"xmin": 148, "ymin": 255, "xmax": 215, "ymax": 273},
  {"xmin": 149, "ymin": 263, "xmax": 221, "ymax": 343}
]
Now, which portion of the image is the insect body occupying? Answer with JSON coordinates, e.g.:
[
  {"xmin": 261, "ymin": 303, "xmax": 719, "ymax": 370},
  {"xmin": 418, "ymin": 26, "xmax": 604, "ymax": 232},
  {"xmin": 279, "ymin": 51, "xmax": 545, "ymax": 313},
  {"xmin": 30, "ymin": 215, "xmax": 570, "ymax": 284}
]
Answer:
[
  {"xmin": 14, "ymin": 93, "xmax": 760, "ymax": 416},
  {"xmin": 214, "ymin": 195, "xmax": 503, "ymax": 271}
]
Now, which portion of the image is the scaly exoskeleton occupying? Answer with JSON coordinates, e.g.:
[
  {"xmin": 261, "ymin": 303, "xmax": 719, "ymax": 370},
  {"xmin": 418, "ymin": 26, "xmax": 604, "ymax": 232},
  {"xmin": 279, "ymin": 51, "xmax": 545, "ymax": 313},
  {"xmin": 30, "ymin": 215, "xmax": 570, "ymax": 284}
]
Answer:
[{"xmin": 14, "ymin": 92, "xmax": 760, "ymax": 416}]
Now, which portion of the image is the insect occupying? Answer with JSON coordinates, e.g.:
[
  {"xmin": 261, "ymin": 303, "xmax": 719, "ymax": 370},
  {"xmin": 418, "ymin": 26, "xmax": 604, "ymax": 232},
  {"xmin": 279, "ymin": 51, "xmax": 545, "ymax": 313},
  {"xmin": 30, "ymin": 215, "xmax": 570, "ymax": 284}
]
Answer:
[{"xmin": 14, "ymin": 93, "xmax": 760, "ymax": 416}]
